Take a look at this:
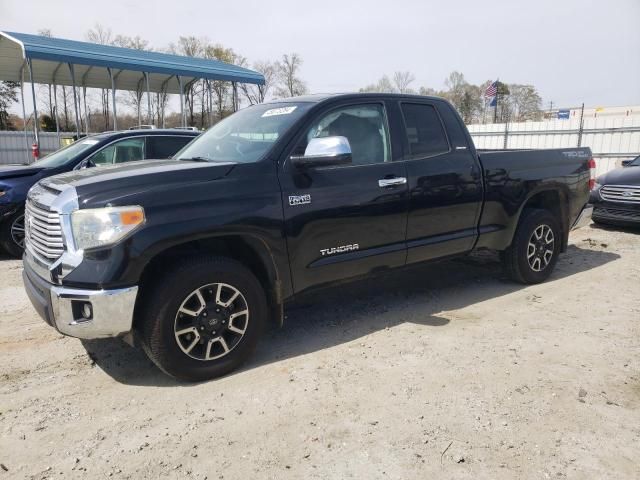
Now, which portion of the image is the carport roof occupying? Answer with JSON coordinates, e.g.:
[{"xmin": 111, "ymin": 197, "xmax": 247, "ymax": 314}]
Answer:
[{"xmin": 0, "ymin": 31, "xmax": 265, "ymax": 94}]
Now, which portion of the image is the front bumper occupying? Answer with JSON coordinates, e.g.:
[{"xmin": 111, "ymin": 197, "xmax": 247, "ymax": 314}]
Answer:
[
  {"xmin": 22, "ymin": 260, "xmax": 138, "ymax": 339},
  {"xmin": 571, "ymin": 204, "xmax": 594, "ymax": 230}
]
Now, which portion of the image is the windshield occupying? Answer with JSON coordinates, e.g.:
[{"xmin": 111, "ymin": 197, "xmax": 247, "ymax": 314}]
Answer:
[
  {"xmin": 628, "ymin": 155, "xmax": 640, "ymax": 166},
  {"xmin": 32, "ymin": 138, "xmax": 101, "ymax": 168},
  {"xmin": 175, "ymin": 103, "xmax": 310, "ymax": 163}
]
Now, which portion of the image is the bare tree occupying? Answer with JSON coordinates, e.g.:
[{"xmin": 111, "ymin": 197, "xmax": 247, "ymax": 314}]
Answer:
[
  {"xmin": 86, "ymin": 24, "xmax": 114, "ymax": 129},
  {"xmin": 275, "ymin": 53, "xmax": 307, "ymax": 98},
  {"xmin": 112, "ymin": 35, "xmax": 152, "ymax": 125},
  {"xmin": 393, "ymin": 71, "xmax": 415, "ymax": 94},
  {"xmin": 170, "ymin": 36, "xmax": 206, "ymax": 125},
  {"xmin": 240, "ymin": 60, "xmax": 277, "ymax": 105},
  {"xmin": 360, "ymin": 75, "xmax": 396, "ymax": 93},
  {"xmin": 507, "ymin": 84, "xmax": 542, "ymax": 121}
]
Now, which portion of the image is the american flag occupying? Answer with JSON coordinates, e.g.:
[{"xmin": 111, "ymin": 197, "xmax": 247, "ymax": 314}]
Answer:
[{"xmin": 485, "ymin": 81, "xmax": 497, "ymax": 98}]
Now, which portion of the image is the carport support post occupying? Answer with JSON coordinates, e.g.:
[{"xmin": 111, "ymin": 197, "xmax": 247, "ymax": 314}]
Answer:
[
  {"xmin": 27, "ymin": 57, "xmax": 40, "ymax": 155},
  {"xmin": 207, "ymin": 80, "xmax": 213, "ymax": 127},
  {"xmin": 232, "ymin": 82, "xmax": 238, "ymax": 112},
  {"xmin": 144, "ymin": 73, "xmax": 152, "ymax": 125},
  {"xmin": 67, "ymin": 63, "xmax": 81, "ymax": 139},
  {"xmin": 177, "ymin": 75, "xmax": 185, "ymax": 127},
  {"xmin": 107, "ymin": 68, "xmax": 117, "ymax": 131},
  {"xmin": 53, "ymin": 83, "xmax": 60, "ymax": 145},
  {"xmin": 83, "ymin": 86, "xmax": 90, "ymax": 134},
  {"xmin": 19, "ymin": 64, "xmax": 30, "ymax": 163}
]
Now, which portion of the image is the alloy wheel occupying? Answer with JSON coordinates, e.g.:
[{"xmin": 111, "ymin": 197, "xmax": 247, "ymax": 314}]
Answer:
[
  {"xmin": 527, "ymin": 224, "xmax": 555, "ymax": 272},
  {"xmin": 174, "ymin": 283, "xmax": 249, "ymax": 361},
  {"xmin": 10, "ymin": 214, "xmax": 25, "ymax": 250}
]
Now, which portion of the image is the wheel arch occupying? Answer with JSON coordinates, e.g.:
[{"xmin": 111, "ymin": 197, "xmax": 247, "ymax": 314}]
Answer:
[
  {"xmin": 515, "ymin": 187, "xmax": 570, "ymax": 252},
  {"xmin": 135, "ymin": 234, "xmax": 285, "ymax": 329}
]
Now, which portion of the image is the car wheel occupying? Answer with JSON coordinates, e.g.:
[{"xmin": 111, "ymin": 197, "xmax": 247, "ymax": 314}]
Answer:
[
  {"xmin": 501, "ymin": 208, "xmax": 561, "ymax": 284},
  {"xmin": 139, "ymin": 255, "xmax": 267, "ymax": 382},
  {"xmin": 0, "ymin": 210, "xmax": 25, "ymax": 258}
]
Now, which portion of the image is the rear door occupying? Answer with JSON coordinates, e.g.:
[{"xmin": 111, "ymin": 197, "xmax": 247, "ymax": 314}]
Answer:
[
  {"xmin": 399, "ymin": 100, "xmax": 484, "ymax": 262},
  {"xmin": 279, "ymin": 100, "xmax": 409, "ymax": 293}
]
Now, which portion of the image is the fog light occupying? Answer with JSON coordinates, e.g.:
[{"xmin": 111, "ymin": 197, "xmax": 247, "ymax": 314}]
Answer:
[
  {"xmin": 72, "ymin": 300, "xmax": 93, "ymax": 322},
  {"xmin": 82, "ymin": 303, "xmax": 93, "ymax": 320}
]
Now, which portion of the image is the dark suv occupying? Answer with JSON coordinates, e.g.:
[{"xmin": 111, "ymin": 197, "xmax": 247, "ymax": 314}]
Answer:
[{"xmin": 0, "ymin": 129, "xmax": 199, "ymax": 256}]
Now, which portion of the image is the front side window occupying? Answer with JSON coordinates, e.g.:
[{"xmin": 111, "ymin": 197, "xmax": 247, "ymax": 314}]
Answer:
[
  {"xmin": 88, "ymin": 138, "xmax": 145, "ymax": 166},
  {"xmin": 301, "ymin": 104, "xmax": 391, "ymax": 166},
  {"xmin": 400, "ymin": 103, "xmax": 449, "ymax": 159}
]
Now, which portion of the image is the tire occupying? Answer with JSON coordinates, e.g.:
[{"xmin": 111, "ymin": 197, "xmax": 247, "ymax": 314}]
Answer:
[
  {"xmin": 138, "ymin": 255, "xmax": 267, "ymax": 382},
  {"xmin": 0, "ymin": 209, "xmax": 25, "ymax": 258},
  {"xmin": 501, "ymin": 208, "xmax": 561, "ymax": 284}
]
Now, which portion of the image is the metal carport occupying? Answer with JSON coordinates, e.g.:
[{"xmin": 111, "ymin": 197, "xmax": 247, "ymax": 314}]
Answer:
[{"xmin": 0, "ymin": 31, "xmax": 265, "ymax": 156}]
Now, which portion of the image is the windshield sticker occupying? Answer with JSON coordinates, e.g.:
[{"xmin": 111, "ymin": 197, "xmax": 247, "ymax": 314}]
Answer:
[
  {"xmin": 262, "ymin": 106, "xmax": 297, "ymax": 117},
  {"xmin": 82, "ymin": 139, "xmax": 100, "ymax": 145}
]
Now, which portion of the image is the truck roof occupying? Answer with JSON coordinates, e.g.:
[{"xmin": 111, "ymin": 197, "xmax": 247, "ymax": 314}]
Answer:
[{"xmin": 266, "ymin": 92, "xmax": 444, "ymax": 104}]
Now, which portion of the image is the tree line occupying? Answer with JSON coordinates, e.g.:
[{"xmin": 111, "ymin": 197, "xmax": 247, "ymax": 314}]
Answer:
[
  {"xmin": 0, "ymin": 24, "xmax": 545, "ymax": 132},
  {"xmin": 361, "ymin": 71, "xmax": 544, "ymax": 123}
]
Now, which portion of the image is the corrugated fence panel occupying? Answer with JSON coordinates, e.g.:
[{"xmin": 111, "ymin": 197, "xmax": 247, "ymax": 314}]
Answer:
[
  {"xmin": 469, "ymin": 116, "xmax": 640, "ymax": 176},
  {"xmin": 0, "ymin": 132, "xmax": 61, "ymax": 164}
]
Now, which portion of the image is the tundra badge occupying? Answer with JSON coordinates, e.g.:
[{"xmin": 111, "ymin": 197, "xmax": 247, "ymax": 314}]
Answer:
[{"xmin": 320, "ymin": 244, "xmax": 359, "ymax": 256}]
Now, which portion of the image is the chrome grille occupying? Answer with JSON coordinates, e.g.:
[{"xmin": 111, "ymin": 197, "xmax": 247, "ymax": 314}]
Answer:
[
  {"xmin": 25, "ymin": 201, "xmax": 64, "ymax": 261},
  {"xmin": 600, "ymin": 185, "xmax": 640, "ymax": 203}
]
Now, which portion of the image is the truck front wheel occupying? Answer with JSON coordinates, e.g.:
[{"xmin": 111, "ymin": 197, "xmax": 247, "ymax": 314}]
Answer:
[
  {"xmin": 501, "ymin": 209, "xmax": 561, "ymax": 284},
  {"xmin": 138, "ymin": 256, "xmax": 267, "ymax": 382}
]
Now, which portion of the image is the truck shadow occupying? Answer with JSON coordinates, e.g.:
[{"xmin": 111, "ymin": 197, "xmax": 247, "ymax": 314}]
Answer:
[{"xmin": 81, "ymin": 244, "xmax": 619, "ymax": 386}]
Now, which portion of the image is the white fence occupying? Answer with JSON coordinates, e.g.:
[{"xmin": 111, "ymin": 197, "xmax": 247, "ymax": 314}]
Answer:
[
  {"xmin": 467, "ymin": 116, "xmax": 640, "ymax": 177},
  {"xmin": 0, "ymin": 131, "xmax": 63, "ymax": 165}
]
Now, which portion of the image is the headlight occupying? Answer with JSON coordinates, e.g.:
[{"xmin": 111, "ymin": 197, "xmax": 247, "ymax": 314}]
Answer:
[{"xmin": 71, "ymin": 206, "xmax": 145, "ymax": 250}]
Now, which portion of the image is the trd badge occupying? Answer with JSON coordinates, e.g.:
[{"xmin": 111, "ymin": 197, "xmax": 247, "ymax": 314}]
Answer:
[{"xmin": 289, "ymin": 194, "xmax": 311, "ymax": 206}]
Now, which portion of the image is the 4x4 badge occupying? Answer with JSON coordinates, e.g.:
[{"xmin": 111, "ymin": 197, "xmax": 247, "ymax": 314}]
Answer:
[{"xmin": 289, "ymin": 194, "xmax": 311, "ymax": 206}]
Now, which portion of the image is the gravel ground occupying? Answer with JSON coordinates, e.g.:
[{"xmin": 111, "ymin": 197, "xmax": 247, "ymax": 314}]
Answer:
[{"xmin": 0, "ymin": 223, "xmax": 639, "ymax": 480}]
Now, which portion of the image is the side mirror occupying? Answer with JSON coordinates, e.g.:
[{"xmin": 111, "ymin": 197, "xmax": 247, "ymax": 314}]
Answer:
[
  {"xmin": 290, "ymin": 136, "xmax": 352, "ymax": 168},
  {"xmin": 622, "ymin": 160, "xmax": 632, "ymax": 167},
  {"xmin": 74, "ymin": 158, "xmax": 95, "ymax": 170}
]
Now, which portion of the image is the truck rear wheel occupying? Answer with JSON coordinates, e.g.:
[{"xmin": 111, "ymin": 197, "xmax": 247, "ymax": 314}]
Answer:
[
  {"xmin": 138, "ymin": 255, "xmax": 267, "ymax": 382},
  {"xmin": 501, "ymin": 208, "xmax": 561, "ymax": 284}
]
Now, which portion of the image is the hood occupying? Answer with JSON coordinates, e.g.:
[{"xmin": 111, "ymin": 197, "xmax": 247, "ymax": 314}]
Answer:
[
  {"xmin": 0, "ymin": 164, "xmax": 45, "ymax": 180},
  {"xmin": 598, "ymin": 165, "xmax": 640, "ymax": 186},
  {"xmin": 41, "ymin": 159, "xmax": 236, "ymax": 207}
]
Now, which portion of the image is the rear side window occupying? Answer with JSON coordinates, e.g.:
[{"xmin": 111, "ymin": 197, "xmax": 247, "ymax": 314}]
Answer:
[
  {"xmin": 400, "ymin": 103, "xmax": 449, "ymax": 159},
  {"xmin": 147, "ymin": 136, "xmax": 194, "ymax": 159}
]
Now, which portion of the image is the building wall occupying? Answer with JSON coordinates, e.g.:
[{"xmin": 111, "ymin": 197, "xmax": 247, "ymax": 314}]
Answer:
[{"xmin": 0, "ymin": 131, "xmax": 63, "ymax": 164}]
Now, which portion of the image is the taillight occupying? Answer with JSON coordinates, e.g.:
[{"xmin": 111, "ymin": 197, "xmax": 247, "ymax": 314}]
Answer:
[{"xmin": 588, "ymin": 158, "xmax": 596, "ymax": 190}]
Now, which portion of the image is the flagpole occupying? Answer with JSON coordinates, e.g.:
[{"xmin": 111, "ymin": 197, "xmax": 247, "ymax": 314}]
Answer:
[{"xmin": 494, "ymin": 78, "xmax": 499, "ymax": 123}]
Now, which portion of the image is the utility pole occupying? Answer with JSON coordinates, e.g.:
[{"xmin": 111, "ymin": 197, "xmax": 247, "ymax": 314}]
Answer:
[{"xmin": 577, "ymin": 103, "xmax": 585, "ymax": 147}]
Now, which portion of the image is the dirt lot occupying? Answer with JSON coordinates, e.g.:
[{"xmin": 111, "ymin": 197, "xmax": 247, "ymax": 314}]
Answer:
[{"xmin": 0, "ymin": 223, "xmax": 638, "ymax": 480}]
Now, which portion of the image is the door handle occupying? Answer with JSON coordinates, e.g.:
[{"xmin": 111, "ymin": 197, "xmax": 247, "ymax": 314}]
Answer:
[{"xmin": 378, "ymin": 177, "xmax": 407, "ymax": 188}]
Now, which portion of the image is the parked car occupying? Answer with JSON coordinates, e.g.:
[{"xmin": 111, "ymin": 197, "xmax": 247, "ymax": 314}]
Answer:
[
  {"xmin": 590, "ymin": 155, "xmax": 640, "ymax": 226},
  {"xmin": 0, "ymin": 129, "xmax": 199, "ymax": 256},
  {"xmin": 21, "ymin": 93, "xmax": 593, "ymax": 381}
]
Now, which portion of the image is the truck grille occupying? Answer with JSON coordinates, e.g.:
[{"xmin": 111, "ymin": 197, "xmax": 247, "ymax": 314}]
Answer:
[
  {"xmin": 593, "ymin": 207, "xmax": 640, "ymax": 221},
  {"xmin": 25, "ymin": 201, "xmax": 64, "ymax": 261},
  {"xmin": 600, "ymin": 185, "xmax": 640, "ymax": 203}
]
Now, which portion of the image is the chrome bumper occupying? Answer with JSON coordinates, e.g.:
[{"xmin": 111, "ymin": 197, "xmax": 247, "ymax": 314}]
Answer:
[
  {"xmin": 23, "ymin": 262, "xmax": 138, "ymax": 339},
  {"xmin": 571, "ymin": 204, "xmax": 593, "ymax": 230}
]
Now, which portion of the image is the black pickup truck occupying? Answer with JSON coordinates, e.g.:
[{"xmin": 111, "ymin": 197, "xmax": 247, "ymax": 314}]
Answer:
[{"xmin": 22, "ymin": 93, "xmax": 593, "ymax": 381}]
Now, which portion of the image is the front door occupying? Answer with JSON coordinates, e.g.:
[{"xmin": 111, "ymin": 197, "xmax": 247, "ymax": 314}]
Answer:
[{"xmin": 279, "ymin": 101, "xmax": 409, "ymax": 293}]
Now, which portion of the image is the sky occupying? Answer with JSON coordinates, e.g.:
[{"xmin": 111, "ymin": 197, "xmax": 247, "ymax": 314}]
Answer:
[{"xmin": 2, "ymin": 0, "xmax": 640, "ymax": 109}]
